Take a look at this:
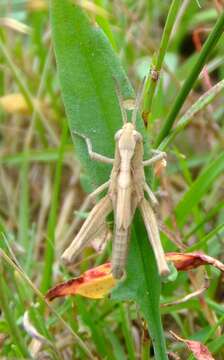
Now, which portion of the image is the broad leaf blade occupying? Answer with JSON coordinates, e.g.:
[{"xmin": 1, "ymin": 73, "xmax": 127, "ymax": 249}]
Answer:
[
  {"xmin": 50, "ymin": 2, "xmax": 168, "ymax": 358},
  {"xmin": 50, "ymin": 1, "xmax": 133, "ymax": 186}
]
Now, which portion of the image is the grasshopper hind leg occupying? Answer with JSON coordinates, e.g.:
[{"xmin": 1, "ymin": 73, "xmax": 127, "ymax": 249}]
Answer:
[{"xmin": 139, "ymin": 198, "xmax": 169, "ymax": 276}]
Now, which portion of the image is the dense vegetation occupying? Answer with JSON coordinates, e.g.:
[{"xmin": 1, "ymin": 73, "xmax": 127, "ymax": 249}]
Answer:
[{"xmin": 0, "ymin": 1, "xmax": 224, "ymax": 359}]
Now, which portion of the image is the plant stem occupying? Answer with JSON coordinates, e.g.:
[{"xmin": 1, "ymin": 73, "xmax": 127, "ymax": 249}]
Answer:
[
  {"xmin": 143, "ymin": 0, "xmax": 181, "ymax": 124},
  {"xmin": 155, "ymin": 11, "xmax": 224, "ymax": 146}
]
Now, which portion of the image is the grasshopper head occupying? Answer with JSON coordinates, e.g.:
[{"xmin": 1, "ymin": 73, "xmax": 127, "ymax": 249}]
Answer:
[{"xmin": 115, "ymin": 122, "xmax": 142, "ymax": 158}]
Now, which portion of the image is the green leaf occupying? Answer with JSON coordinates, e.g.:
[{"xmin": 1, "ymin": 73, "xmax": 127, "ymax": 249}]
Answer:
[
  {"xmin": 50, "ymin": 1, "xmax": 168, "ymax": 358},
  {"xmin": 50, "ymin": 0, "xmax": 134, "ymax": 187},
  {"xmin": 112, "ymin": 212, "xmax": 168, "ymax": 359}
]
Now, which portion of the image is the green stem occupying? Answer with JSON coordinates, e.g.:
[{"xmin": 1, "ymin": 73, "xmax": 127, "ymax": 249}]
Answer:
[
  {"xmin": 144, "ymin": 0, "xmax": 181, "ymax": 123},
  {"xmin": 155, "ymin": 11, "xmax": 224, "ymax": 146}
]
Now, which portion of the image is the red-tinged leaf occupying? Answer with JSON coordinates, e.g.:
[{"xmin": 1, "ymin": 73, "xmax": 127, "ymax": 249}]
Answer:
[
  {"xmin": 165, "ymin": 252, "xmax": 224, "ymax": 272},
  {"xmin": 46, "ymin": 251, "xmax": 224, "ymax": 301},
  {"xmin": 46, "ymin": 263, "xmax": 116, "ymax": 301},
  {"xmin": 170, "ymin": 331, "xmax": 215, "ymax": 360}
]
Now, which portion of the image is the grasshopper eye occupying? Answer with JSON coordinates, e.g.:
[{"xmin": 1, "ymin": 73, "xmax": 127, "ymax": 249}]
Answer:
[
  {"xmin": 115, "ymin": 129, "xmax": 122, "ymax": 141},
  {"xmin": 133, "ymin": 131, "xmax": 142, "ymax": 142}
]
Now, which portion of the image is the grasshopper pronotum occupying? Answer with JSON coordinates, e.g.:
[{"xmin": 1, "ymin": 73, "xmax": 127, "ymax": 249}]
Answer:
[{"xmin": 62, "ymin": 81, "xmax": 170, "ymax": 279}]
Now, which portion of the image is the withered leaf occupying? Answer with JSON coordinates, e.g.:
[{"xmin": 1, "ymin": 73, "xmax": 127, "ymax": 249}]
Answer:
[
  {"xmin": 166, "ymin": 252, "xmax": 224, "ymax": 272},
  {"xmin": 170, "ymin": 331, "xmax": 214, "ymax": 360},
  {"xmin": 46, "ymin": 263, "xmax": 116, "ymax": 301},
  {"xmin": 46, "ymin": 252, "xmax": 224, "ymax": 301}
]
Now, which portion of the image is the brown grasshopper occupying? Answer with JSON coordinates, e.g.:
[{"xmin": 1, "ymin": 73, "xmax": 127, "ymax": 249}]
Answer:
[{"xmin": 62, "ymin": 82, "xmax": 170, "ymax": 279}]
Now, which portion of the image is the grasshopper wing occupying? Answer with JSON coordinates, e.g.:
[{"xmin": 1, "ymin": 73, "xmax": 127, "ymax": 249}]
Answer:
[{"xmin": 62, "ymin": 195, "xmax": 112, "ymax": 263}]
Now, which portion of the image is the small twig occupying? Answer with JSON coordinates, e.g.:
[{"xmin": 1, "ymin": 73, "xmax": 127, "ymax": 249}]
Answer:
[{"xmin": 161, "ymin": 277, "xmax": 209, "ymax": 307}]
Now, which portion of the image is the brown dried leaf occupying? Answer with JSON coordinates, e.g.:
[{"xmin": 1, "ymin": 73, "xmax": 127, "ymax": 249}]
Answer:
[
  {"xmin": 166, "ymin": 252, "xmax": 224, "ymax": 272},
  {"xmin": 170, "ymin": 331, "xmax": 215, "ymax": 360}
]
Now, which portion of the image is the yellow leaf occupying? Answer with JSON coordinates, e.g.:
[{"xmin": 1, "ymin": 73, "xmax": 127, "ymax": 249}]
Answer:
[{"xmin": 46, "ymin": 263, "xmax": 116, "ymax": 301}]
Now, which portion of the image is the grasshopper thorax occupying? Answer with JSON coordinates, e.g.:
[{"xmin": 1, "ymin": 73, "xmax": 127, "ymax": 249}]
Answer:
[{"xmin": 115, "ymin": 122, "xmax": 142, "ymax": 158}]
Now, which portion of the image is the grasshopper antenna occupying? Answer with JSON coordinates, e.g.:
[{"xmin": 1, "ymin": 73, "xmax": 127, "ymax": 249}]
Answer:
[
  {"xmin": 113, "ymin": 77, "xmax": 128, "ymax": 124},
  {"xmin": 131, "ymin": 76, "xmax": 146, "ymax": 125}
]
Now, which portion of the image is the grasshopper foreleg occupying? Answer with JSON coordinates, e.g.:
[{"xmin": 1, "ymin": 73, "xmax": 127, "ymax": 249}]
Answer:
[
  {"xmin": 143, "ymin": 150, "xmax": 166, "ymax": 167},
  {"xmin": 139, "ymin": 198, "xmax": 170, "ymax": 276},
  {"xmin": 73, "ymin": 131, "xmax": 114, "ymax": 164}
]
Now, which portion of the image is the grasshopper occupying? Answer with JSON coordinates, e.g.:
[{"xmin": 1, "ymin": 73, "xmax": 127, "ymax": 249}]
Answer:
[{"xmin": 62, "ymin": 81, "xmax": 170, "ymax": 279}]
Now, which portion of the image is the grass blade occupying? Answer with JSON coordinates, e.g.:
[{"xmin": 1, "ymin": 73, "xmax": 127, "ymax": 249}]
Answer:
[
  {"xmin": 0, "ymin": 266, "xmax": 30, "ymax": 358},
  {"xmin": 144, "ymin": 0, "xmax": 181, "ymax": 123}
]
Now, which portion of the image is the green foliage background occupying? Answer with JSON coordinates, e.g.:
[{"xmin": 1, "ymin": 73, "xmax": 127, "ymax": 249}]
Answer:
[{"xmin": 0, "ymin": 1, "xmax": 224, "ymax": 359}]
